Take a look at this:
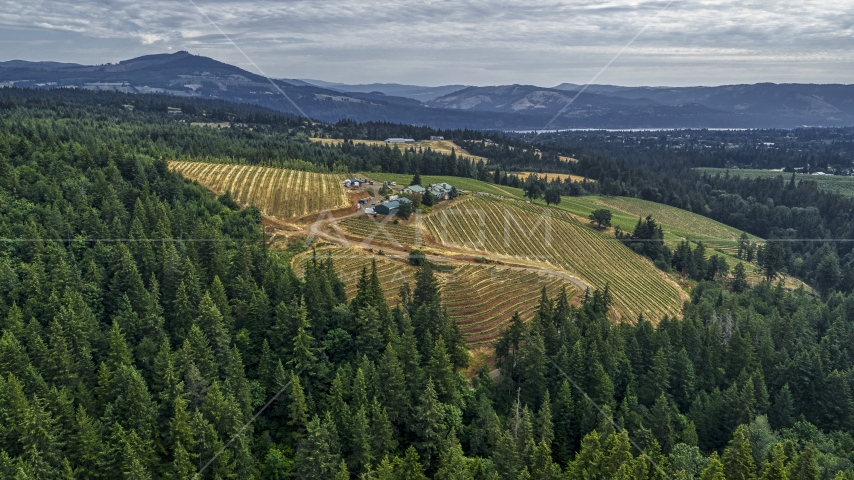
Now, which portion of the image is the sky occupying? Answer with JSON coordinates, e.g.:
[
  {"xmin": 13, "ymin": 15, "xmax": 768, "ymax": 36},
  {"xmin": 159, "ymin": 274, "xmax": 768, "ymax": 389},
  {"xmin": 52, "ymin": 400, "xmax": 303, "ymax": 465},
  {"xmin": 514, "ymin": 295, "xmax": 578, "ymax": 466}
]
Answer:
[{"xmin": 1, "ymin": 0, "xmax": 852, "ymax": 87}]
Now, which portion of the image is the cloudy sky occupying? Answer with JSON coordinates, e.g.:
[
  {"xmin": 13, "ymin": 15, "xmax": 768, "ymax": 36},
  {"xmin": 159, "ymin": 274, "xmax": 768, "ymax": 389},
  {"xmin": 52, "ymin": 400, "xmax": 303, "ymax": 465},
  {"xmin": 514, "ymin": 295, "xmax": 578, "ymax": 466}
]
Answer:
[{"xmin": 1, "ymin": 0, "xmax": 852, "ymax": 87}]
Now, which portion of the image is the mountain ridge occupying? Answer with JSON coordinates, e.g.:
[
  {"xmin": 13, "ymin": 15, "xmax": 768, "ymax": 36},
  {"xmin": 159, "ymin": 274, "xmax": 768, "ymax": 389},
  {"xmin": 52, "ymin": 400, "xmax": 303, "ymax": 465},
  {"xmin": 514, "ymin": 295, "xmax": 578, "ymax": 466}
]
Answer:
[{"xmin": 2, "ymin": 51, "xmax": 852, "ymax": 129}]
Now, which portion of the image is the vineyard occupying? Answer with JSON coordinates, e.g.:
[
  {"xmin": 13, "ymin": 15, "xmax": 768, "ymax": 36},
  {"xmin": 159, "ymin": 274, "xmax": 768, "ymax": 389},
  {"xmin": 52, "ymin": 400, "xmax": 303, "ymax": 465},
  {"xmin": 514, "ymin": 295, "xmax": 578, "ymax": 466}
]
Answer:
[
  {"xmin": 310, "ymin": 138, "xmax": 488, "ymax": 163},
  {"xmin": 170, "ymin": 161, "xmax": 349, "ymax": 219},
  {"xmin": 337, "ymin": 216, "xmax": 423, "ymax": 247},
  {"xmin": 556, "ymin": 196, "xmax": 759, "ymax": 256},
  {"xmin": 513, "ymin": 172, "xmax": 593, "ymax": 183},
  {"xmin": 423, "ymin": 196, "xmax": 686, "ymax": 322},
  {"xmin": 291, "ymin": 247, "xmax": 578, "ymax": 344}
]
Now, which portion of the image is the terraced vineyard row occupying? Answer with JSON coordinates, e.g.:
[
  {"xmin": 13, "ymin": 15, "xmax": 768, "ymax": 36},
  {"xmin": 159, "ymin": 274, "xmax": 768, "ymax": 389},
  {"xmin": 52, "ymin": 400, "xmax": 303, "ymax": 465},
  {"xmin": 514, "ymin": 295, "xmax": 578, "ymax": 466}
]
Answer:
[
  {"xmin": 442, "ymin": 264, "xmax": 573, "ymax": 344},
  {"xmin": 169, "ymin": 161, "xmax": 349, "ymax": 219},
  {"xmin": 555, "ymin": 195, "xmax": 759, "ymax": 257},
  {"xmin": 337, "ymin": 217, "xmax": 423, "ymax": 247},
  {"xmin": 291, "ymin": 247, "xmax": 578, "ymax": 344},
  {"xmin": 424, "ymin": 196, "xmax": 685, "ymax": 322},
  {"xmin": 589, "ymin": 196, "xmax": 757, "ymax": 255}
]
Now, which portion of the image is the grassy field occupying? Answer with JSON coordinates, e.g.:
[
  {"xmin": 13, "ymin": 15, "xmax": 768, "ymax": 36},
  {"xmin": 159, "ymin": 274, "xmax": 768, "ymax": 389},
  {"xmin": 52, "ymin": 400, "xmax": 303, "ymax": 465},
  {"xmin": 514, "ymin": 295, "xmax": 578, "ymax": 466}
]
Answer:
[
  {"xmin": 362, "ymin": 172, "xmax": 525, "ymax": 198},
  {"xmin": 513, "ymin": 172, "xmax": 594, "ymax": 183},
  {"xmin": 552, "ymin": 195, "xmax": 759, "ymax": 256},
  {"xmin": 170, "ymin": 161, "xmax": 349, "ymax": 219},
  {"xmin": 422, "ymin": 196, "xmax": 686, "ymax": 322},
  {"xmin": 291, "ymin": 247, "xmax": 577, "ymax": 344},
  {"xmin": 697, "ymin": 168, "xmax": 854, "ymax": 197},
  {"xmin": 310, "ymin": 138, "xmax": 488, "ymax": 163}
]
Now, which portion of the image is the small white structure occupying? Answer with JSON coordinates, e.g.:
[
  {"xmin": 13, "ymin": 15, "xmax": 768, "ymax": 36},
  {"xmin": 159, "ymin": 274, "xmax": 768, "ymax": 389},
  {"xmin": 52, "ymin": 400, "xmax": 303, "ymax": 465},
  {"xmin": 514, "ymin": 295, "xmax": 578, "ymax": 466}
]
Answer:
[
  {"xmin": 385, "ymin": 138, "xmax": 416, "ymax": 144},
  {"xmin": 430, "ymin": 136, "xmax": 444, "ymax": 140},
  {"xmin": 365, "ymin": 208, "xmax": 375, "ymax": 215}
]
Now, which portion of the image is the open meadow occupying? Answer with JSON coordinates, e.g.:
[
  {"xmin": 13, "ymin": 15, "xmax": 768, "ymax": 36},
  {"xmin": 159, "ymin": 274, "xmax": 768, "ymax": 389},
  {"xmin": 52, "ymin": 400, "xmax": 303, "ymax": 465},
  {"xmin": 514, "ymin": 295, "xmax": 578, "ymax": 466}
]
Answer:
[{"xmin": 697, "ymin": 168, "xmax": 854, "ymax": 197}]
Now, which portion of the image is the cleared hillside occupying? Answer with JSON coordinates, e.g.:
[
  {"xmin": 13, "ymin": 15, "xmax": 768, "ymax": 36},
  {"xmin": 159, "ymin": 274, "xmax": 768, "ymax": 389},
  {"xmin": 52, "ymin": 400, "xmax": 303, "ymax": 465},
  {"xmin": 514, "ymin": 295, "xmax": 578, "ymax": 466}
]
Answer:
[
  {"xmin": 514, "ymin": 172, "xmax": 593, "ymax": 183},
  {"xmin": 310, "ymin": 138, "xmax": 488, "ymax": 163},
  {"xmin": 697, "ymin": 168, "xmax": 854, "ymax": 197},
  {"xmin": 556, "ymin": 195, "xmax": 759, "ymax": 256},
  {"xmin": 292, "ymin": 247, "xmax": 577, "ymax": 344},
  {"xmin": 170, "ymin": 161, "xmax": 349, "ymax": 219},
  {"xmin": 423, "ymin": 196, "xmax": 686, "ymax": 322}
]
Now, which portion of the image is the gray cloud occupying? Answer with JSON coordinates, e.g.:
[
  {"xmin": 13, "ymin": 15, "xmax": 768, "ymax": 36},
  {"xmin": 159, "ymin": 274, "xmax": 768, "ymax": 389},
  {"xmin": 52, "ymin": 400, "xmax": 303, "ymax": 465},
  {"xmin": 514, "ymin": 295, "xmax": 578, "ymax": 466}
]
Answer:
[{"xmin": 0, "ymin": 0, "xmax": 852, "ymax": 86}]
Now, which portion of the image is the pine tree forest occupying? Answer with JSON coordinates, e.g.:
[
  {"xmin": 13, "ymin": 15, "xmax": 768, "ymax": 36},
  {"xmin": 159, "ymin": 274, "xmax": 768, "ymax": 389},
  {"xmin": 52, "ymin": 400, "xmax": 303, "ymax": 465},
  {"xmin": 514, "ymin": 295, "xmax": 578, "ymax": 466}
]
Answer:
[{"xmin": 0, "ymin": 89, "xmax": 852, "ymax": 479}]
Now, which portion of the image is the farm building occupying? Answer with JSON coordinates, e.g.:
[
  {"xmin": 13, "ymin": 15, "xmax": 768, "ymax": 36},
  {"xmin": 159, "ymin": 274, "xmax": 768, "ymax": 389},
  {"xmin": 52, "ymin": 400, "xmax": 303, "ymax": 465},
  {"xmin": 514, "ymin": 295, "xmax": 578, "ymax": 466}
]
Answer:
[
  {"xmin": 430, "ymin": 136, "xmax": 444, "ymax": 140},
  {"xmin": 401, "ymin": 185, "xmax": 426, "ymax": 194},
  {"xmin": 373, "ymin": 198, "xmax": 412, "ymax": 215},
  {"xmin": 429, "ymin": 182, "xmax": 454, "ymax": 201},
  {"xmin": 385, "ymin": 138, "xmax": 416, "ymax": 144}
]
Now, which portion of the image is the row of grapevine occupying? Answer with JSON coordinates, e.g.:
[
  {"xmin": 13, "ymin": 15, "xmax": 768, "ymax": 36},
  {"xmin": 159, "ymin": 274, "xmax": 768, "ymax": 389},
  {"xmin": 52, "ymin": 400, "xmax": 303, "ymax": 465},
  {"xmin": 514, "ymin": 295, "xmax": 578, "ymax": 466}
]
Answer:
[
  {"xmin": 337, "ymin": 217, "xmax": 422, "ymax": 247},
  {"xmin": 169, "ymin": 161, "xmax": 349, "ymax": 219},
  {"xmin": 290, "ymin": 247, "xmax": 578, "ymax": 344},
  {"xmin": 423, "ymin": 196, "xmax": 685, "ymax": 323},
  {"xmin": 589, "ymin": 196, "xmax": 756, "ymax": 255}
]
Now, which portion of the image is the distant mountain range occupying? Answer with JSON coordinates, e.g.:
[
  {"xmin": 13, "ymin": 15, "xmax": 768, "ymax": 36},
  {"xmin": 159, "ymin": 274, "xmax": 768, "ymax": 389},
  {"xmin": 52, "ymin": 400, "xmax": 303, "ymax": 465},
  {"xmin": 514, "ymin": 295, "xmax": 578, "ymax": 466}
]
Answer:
[
  {"xmin": 1, "ymin": 51, "xmax": 853, "ymax": 129},
  {"xmin": 294, "ymin": 80, "xmax": 467, "ymax": 102}
]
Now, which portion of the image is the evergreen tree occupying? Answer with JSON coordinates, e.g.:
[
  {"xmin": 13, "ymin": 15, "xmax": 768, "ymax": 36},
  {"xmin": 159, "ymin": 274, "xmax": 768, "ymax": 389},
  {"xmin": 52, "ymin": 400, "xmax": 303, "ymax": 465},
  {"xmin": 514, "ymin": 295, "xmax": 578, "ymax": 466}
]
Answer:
[
  {"xmin": 397, "ymin": 446, "xmax": 428, "ymax": 480},
  {"xmin": 700, "ymin": 451, "xmax": 726, "ymax": 480},
  {"xmin": 376, "ymin": 342, "xmax": 407, "ymax": 423},
  {"xmin": 760, "ymin": 443, "xmax": 788, "ymax": 480},
  {"xmin": 411, "ymin": 379, "xmax": 446, "ymax": 471},
  {"xmin": 294, "ymin": 413, "xmax": 342, "ymax": 480},
  {"xmin": 787, "ymin": 442, "xmax": 819, "ymax": 480},
  {"xmin": 288, "ymin": 373, "xmax": 310, "ymax": 442},
  {"xmin": 732, "ymin": 262, "xmax": 749, "ymax": 293},
  {"xmin": 723, "ymin": 424, "xmax": 756, "ymax": 480}
]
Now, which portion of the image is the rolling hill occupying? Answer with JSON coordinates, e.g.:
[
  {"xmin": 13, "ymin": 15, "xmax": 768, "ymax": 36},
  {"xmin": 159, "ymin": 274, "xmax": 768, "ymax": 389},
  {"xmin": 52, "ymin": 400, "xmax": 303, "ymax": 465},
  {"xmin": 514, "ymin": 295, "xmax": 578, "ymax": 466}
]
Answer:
[
  {"xmin": 422, "ymin": 196, "xmax": 687, "ymax": 322},
  {"xmin": 170, "ymin": 161, "xmax": 349, "ymax": 220},
  {"xmin": 4, "ymin": 51, "xmax": 854, "ymax": 128}
]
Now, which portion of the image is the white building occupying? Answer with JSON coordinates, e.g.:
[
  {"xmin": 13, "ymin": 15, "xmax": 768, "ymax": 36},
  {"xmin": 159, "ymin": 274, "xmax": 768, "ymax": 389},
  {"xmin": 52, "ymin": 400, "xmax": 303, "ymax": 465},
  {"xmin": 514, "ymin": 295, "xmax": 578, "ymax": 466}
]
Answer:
[{"xmin": 385, "ymin": 138, "xmax": 416, "ymax": 144}]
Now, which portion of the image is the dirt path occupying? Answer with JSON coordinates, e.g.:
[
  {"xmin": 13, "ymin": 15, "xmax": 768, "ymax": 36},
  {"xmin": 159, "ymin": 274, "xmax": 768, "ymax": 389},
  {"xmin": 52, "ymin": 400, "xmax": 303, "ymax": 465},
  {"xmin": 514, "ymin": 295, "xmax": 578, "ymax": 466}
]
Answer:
[{"xmin": 301, "ymin": 208, "xmax": 589, "ymax": 294}]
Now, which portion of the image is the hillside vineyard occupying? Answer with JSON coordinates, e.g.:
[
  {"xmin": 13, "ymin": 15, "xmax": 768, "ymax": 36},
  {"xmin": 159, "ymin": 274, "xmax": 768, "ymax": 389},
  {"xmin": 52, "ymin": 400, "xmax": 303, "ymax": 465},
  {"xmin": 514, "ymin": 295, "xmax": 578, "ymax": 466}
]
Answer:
[{"xmin": 0, "ymin": 89, "xmax": 851, "ymax": 478}]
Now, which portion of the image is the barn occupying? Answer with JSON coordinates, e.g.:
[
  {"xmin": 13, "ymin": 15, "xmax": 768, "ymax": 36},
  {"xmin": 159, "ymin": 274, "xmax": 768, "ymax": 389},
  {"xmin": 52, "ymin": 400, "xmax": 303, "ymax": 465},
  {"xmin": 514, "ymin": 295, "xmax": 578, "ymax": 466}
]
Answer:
[{"xmin": 373, "ymin": 198, "xmax": 412, "ymax": 215}]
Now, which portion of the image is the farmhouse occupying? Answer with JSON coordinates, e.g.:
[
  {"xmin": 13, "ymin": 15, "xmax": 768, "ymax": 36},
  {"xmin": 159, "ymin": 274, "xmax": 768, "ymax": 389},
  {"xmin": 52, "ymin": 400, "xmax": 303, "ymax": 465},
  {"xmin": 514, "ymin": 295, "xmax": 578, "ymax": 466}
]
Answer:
[
  {"xmin": 385, "ymin": 138, "xmax": 416, "ymax": 144},
  {"xmin": 401, "ymin": 185, "xmax": 426, "ymax": 194},
  {"xmin": 373, "ymin": 198, "xmax": 412, "ymax": 216},
  {"xmin": 430, "ymin": 136, "xmax": 444, "ymax": 140},
  {"xmin": 429, "ymin": 182, "xmax": 454, "ymax": 201}
]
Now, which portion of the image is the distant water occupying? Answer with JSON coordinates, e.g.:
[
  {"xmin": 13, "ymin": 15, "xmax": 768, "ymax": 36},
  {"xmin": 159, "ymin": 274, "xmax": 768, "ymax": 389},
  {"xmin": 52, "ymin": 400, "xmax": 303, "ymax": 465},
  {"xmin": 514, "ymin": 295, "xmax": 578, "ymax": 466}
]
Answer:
[{"xmin": 510, "ymin": 128, "xmax": 756, "ymax": 133}]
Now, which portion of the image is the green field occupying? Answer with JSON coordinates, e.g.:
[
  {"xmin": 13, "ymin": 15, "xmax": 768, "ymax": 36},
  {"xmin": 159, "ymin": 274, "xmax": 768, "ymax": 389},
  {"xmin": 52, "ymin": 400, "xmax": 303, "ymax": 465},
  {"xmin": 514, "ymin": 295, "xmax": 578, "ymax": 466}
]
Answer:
[
  {"xmin": 697, "ymin": 168, "xmax": 854, "ymax": 197},
  {"xmin": 552, "ymin": 195, "xmax": 760, "ymax": 256},
  {"xmin": 361, "ymin": 172, "xmax": 524, "ymax": 198},
  {"xmin": 423, "ymin": 196, "xmax": 686, "ymax": 323}
]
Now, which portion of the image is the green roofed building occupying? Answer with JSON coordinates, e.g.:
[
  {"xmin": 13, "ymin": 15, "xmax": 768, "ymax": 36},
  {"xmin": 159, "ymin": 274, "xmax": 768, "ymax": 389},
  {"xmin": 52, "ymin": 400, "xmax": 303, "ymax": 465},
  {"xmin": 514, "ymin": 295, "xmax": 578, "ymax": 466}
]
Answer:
[{"xmin": 373, "ymin": 198, "xmax": 412, "ymax": 215}]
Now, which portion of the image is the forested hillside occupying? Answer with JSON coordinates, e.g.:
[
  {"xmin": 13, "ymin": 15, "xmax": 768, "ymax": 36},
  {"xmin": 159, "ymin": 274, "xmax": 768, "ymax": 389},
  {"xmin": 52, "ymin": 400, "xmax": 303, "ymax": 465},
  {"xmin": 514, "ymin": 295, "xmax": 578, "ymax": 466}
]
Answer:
[{"xmin": 1, "ymin": 89, "xmax": 854, "ymax": 478}]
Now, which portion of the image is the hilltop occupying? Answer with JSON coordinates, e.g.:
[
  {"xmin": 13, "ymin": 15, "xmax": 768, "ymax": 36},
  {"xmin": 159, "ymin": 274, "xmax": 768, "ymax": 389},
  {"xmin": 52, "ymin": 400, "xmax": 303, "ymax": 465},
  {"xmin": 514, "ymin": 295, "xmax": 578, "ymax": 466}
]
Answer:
[{"xmin": 4, "ymin": 51, "xmax": 854, "ymax": 128}]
